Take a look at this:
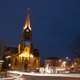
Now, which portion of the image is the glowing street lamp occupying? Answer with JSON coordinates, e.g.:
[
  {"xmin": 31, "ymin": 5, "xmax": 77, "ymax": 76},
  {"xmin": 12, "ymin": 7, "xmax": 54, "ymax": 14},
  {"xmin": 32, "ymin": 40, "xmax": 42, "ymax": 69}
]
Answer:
[
  {"xmin": 6, "ymin": 56, "xmax": 11, "ymax": 59},
  {"xmin": 59, "ymin": 60, "xmax": 61, "ymax": 62},
  {"xmin": 66, "ymin": 57, "xmax": 68, "ymax": 59},
  {"xmin": 8, "ymin": 64, "xmax": 11, "ymax": 67}
]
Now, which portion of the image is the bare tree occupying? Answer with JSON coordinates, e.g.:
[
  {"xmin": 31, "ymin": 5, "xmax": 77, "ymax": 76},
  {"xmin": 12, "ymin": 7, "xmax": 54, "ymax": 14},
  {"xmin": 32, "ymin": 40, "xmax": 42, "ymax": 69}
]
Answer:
[
  {"xmin": 0, "ymin": 39, "xmax": 7, "ymax": 58},
  {"xmin": 70, "ymin": 34, "xmax": 80, "ymax": 70},
  {"xmin": 70, "ymin": 34, "xmax": 80, "ymax": 57}
]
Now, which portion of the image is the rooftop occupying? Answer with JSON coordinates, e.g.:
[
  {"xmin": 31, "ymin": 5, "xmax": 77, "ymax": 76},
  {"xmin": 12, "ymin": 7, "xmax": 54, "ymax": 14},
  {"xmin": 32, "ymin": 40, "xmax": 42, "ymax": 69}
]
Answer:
[{"xmin": 46, "ymin": 57, "xmax": 60, "ymax": 59}]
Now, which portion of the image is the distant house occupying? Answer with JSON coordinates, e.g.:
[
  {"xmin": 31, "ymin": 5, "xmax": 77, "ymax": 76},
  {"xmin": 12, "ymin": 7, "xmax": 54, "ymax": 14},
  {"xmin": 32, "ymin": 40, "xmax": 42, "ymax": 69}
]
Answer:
[
  {"xmin": 72, "ymin": 56, "xmax": 80, "ymax": 68},
  {"xmin": 2, "ymin": 47, "xmax": 18, "ymax": 69},
  {"xmin": 45, "ymin": 57, "xmax": 62, "ymax": 68}
]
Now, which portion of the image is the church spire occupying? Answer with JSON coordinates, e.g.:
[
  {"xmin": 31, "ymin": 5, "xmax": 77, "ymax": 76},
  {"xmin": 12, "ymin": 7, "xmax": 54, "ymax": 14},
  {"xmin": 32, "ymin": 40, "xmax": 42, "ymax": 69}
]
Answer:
[{"xmin": 24, "ymin": 8, "xmax": 31, "ymax": 30}]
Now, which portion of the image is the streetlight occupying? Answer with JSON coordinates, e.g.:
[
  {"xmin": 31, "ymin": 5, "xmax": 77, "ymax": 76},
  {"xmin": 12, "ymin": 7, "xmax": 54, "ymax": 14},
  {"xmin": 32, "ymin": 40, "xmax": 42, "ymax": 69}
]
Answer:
[
  {"xmin": 0, "ymin": 60, "xmax": 4, "ymax": 78},
  {"xmin": 5, "ymin": 56, "xmax": 11, "ymax": 77},
  {"xmin": 8, "ymin": 64, "xmax": 11, "ymax": 68},
  {"xmin": 59, "ymin": 60, "xmax": 61, "ymax": 62},
  {"xmin": 66, "ymin": 57, "xmax": 71, "ymax": 64},
  {"xmin": 66, "ymin": 57, "xmax": 68, "ymax": 59}
]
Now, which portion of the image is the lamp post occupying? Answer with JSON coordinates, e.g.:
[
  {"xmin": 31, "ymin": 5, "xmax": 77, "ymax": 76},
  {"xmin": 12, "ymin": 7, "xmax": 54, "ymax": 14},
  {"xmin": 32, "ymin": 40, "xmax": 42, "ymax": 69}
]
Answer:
[
  {"xmin": 5, "ymin": 56, "xmax": 11, "ymax": 78},
  {"xmin": 0, "ymin": 60, "xmax": 4, "ymax": 77}
]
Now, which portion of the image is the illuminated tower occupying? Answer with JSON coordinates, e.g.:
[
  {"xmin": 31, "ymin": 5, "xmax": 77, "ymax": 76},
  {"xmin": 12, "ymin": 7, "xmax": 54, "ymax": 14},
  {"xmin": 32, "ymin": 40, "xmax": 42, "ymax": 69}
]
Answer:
[
  {"xmin": 18, "ymin": 8, "xmax": 33, "ymax": 55},
  {"xmin": 11, "ymin": 8, "xmax": 40, "ymax": 71},
  {"xmin": 22, "ymin": 8, "xmax": 31, "ymax": 42}
]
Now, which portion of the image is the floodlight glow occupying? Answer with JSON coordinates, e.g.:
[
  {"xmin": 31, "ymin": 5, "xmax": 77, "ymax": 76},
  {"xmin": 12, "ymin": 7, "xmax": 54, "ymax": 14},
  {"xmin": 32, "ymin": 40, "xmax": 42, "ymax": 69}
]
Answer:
[
  {"xmin": 21, "ymin": 53, "xmax": 25, "ymax": 57},
  {"xmin": 0, "ymin": 60, "xmax": 4, "ymax": 62},
  {"xmin": 27, "ymin": 54, "xmax": 34, "ymax": 58},
  {"xmin": 63, "ymin": 61, "xmax": 66, "ymax": 64},
  {"xmin": 6, "ymin": 56, "xmax": 11, "ymax": 59},
  {"xmin": 30, "ymin": 54, "xmax": 34, "ymax": 58}
]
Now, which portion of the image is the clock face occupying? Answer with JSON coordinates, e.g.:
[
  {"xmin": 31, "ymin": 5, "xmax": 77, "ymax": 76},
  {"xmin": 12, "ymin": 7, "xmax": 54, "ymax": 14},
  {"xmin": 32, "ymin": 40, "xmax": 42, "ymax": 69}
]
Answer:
[{"xmin": 26, "ymin": 29, "xmax": 29, "ymax": 32}]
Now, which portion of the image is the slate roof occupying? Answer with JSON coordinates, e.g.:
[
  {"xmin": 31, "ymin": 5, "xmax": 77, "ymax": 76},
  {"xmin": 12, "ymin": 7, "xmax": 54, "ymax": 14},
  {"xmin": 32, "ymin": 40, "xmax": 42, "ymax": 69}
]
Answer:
[
  {"xmin": 4, "ymin": 47, "xmax": 18, "ymax": 55},
  {"xmin": 33, "ymin": 49, "xmax": 40, "ymax": 57}
]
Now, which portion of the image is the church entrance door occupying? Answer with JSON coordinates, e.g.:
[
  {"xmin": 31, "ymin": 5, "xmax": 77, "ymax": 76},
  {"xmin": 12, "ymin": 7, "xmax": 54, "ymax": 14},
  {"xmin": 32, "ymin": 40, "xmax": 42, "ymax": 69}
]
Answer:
[{"xmin": 24, "ymin": 64, "xmax": 27, "ymax": 70}]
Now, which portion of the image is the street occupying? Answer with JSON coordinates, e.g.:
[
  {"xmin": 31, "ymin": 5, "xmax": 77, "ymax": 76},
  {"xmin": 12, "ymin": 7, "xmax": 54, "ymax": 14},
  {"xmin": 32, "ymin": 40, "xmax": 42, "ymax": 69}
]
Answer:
[
  {"xmin": 1, "ymin": 71, "xmax": 80, "ymax": 80},
  {"xmin": 13, "ymin": 75, "xmax": 80, "ymax": 80}
]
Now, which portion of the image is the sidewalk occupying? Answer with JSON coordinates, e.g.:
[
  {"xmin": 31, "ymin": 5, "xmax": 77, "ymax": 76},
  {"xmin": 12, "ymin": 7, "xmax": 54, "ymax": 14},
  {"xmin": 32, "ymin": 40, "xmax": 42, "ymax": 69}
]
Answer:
[
  {"xmin": 0, "ymin": 74, "xmax": 12, "ymax": 78},
  {"xmin": 0, "ymin": 71, "xmax": 12, "ymax": 78},
  {"xmin": 0, "ymin": 71, "xmax": 22, "ymax": 80}
]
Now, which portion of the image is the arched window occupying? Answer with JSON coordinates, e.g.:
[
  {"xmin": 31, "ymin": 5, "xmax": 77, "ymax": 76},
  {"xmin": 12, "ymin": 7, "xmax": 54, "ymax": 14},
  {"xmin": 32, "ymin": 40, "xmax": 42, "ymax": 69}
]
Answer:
[
  {"xmin": 34, "ymin": 59, "xmax": 38, "ymax": 66},
  {"xmin": 28, "ymin": 34, "xmax": 29, "ymax": 40},
  {"xmin": 25, "ymin": 34, "xmax": 27, "ymax": 39},
  {"xmin": 14, "ymin": 58, "xmax": 18, "ymax": 65},
  {"xmin": 25, "ymin": 33, "xmax": 29, "ymax": 40}
]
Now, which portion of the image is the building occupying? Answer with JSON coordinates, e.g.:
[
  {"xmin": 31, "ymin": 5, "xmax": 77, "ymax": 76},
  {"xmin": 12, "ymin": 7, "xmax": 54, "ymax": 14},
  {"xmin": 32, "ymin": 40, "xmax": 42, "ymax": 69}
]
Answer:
[
  {"xmin": 45, "ymin": 57, "xmax": 62, "ymax": 68},
  {"xmin": 2, "ymin": 47, "xmax": 18, "ymax": 69},
  {"xmin": 11, "ymin": 8, "xmax": 40, "ymax": 71},
  {"xmin": 72, "ymin": 56, "xmax": 80, "ymax": 68}
]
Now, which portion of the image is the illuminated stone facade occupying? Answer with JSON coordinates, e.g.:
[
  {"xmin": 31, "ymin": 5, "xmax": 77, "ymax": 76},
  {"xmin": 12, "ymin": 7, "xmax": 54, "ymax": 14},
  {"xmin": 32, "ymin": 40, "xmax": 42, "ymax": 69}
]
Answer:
[
  {"xmin": 45, "ymin": 57, "xmax": 62, "ymax": 68},
  {"xmin": 11, "ymin": 8, "xmax": 40, "ymax": 70}
]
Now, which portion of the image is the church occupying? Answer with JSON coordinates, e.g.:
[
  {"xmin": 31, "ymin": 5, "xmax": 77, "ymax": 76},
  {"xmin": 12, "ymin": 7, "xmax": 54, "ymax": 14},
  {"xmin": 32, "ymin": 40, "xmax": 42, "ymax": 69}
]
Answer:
[{"xmin": 11, "ymin": 8, "xmax": 40, "ymax": 71}]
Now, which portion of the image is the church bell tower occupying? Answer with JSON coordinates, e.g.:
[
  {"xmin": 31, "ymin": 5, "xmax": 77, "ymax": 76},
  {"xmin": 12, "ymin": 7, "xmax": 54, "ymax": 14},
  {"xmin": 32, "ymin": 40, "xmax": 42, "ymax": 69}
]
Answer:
[
  {"xmin": 18, "ymin": 8, "xmax": 33, "ymax": 54},
  {"xmin": 22, "ymin": 8, "xmax": 32, "ymax": 42},
  {"xmin": 11, "ymin": 8, "xmax": 40, "ymax": 70}
]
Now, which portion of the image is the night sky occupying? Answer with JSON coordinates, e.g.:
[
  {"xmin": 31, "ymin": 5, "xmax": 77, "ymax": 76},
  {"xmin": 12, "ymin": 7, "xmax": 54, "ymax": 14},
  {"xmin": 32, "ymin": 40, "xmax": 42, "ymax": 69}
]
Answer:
[{"xmin": 0, "ymin": 0, "xmax": 80, "ymax": 62}]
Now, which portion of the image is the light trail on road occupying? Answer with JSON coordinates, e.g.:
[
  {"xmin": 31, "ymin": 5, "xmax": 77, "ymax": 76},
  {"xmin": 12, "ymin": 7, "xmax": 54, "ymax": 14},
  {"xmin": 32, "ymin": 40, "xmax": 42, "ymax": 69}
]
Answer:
[{"xmin": 8, "ymin": 71, "xmax": 80, "ymax": 78}]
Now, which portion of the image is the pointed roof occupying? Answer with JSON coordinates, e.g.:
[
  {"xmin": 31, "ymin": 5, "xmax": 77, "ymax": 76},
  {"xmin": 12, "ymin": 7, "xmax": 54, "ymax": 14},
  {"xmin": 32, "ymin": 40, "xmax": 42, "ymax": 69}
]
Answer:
[{"xmin": 24, "ymin": 8, "xmax": 31, "ymax": 30}]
